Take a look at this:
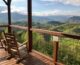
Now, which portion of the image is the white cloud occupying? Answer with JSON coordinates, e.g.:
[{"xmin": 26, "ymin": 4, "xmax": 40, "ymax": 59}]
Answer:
[
  {"xmin": 12, "ymin": 0, "xmax": 25, "ymax": 3},
  {"xmin": 33, "ymin": 9, "xmax": 61, "ymax": 16},
  {"xmin": 1, "ymin": 6, "xmax": 27, "ymax": 15},
  {"xmin": 41, "ymin": 0, "xmax": 80, "ymax": 6},
  {"xmin": 0, "ymin": 0, "xmax": 26, "ymax": 6},
  {"xmin": 1, "ymin": 0, "xmax": 80, "ymax": 16},
  {"xmin": 32, "ymin": 9, "xmax": 80, "ymax": 16},
  {"xmin": 1, "ymin": 6, "xmax": 80, "ymax": 16},
  {"xmin": 0, "ymin": 0, "xmax": 24, "ymax": 3},
  {"xmin": 0, "ymin": 0, "xmax": 27, "ymax": 14}
]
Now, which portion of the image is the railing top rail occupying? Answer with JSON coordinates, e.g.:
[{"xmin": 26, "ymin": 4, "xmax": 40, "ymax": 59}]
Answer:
[
  {"xmin": 10, "ymin": 25, "xmax": 28, "ymax": 30},
  {"xmin": 10, "ymin": 25, "xmax": 62, "ymax": 36},
  {"xmin": 0, "ymin": 25, "xmax": 80, "ymax": 40},
  {"xmin": 62, "ymin": 33, "xmax": 80, "ymax": 40},
  {"xmin": 30, "ymin": 28, "xmax": 62, "ymax": 36},
  {"xmin": 0, "ymin": 25, "xmax": 8, "ymax": 27}
]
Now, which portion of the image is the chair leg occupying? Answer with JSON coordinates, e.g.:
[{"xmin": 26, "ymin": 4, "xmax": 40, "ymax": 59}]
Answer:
[
  {"xmin": 6, "ymin": 55, "xmax": 14, "ymax": 60},
  {"xmin": 6, "ymin": 52, "xmax": 15, "ymax": 60},
  {"xmin": 16, "ymin": 53, "xmax": 29, "ymax": 64},
  {"xmin": 0, "ymin": 42, "xmax": 3, "ymax": 48},
  {"xmin": 16, "ymin": 57, "xmax": 27, "ymax": 64},
  {"xmin": 6, "ymin": 49, "xmax": 14, "ymax": 60}
]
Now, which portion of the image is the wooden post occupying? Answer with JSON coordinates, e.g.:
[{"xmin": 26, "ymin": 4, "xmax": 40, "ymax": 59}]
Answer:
[
  {"xmin": 53, "ymin": 36, "xmax": 59, "ymax": 65},
  {"xmin": 27, "ymin": 0, "xmax": 32, "ymax": 52},
  {"xmin": 3, "ymin": 0, "xmax": 12, "ymax": 33},
  {"xmin": 8, "ymin": 0, "xmax": 11, "ymax": 33}
]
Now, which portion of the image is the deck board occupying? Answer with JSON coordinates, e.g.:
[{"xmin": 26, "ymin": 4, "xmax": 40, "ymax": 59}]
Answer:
[{"xmin": 0, "ymin": 48, "xmax": 54, "ymax": 65}]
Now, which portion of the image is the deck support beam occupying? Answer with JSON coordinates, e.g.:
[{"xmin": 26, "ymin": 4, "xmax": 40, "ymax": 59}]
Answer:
[
  {"xmin": 27, "ymin": 0, "xmax": 32, "ymax": 52},
  {"xmin": 3, "ymin": 0, "xmax": 12, "ymax": 33},
  {"xmin": 8, "ymin": 1, "xmax": 11, "ymax": 33}
]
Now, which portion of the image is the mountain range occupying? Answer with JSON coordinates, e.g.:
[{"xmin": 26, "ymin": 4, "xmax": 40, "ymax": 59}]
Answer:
[
  {"xmin": 0, "ymin": 6, "xmax": 80, "ymax": 23},
  {"xmin": 0, "ymin": 12, "xmax": 70, "ymax": 22},
  {"xmin": 0, "ymin": 12, "xmax": 72, "ymax": 22}
]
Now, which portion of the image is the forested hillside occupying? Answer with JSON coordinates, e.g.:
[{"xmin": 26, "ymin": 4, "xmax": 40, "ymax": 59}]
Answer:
[
  {"xmin": 12, "ymin": 21, "xmax": 80, "ymax": 65},
  {"xmin": 1, "ymin": 20, "xmax": 80, "ymax": 65}
]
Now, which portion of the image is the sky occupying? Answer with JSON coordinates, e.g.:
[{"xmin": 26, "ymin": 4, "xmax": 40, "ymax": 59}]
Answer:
[{"xmin": 0, "ymin": 0, "xmax": 80, "ymax": 16}]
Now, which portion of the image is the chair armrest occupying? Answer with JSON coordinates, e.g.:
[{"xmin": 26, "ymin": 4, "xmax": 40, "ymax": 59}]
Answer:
[{"xmin": 17, "ymin": 41, "xmax": 28, "ymax": 47}]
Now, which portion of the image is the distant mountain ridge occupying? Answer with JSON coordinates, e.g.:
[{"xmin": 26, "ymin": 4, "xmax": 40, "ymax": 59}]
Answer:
[
  {"xmin": 68, "ymin": 16, "xmax": 80, "ymax": 23},
  {"xmin": 0, "ymin": 12, "xmax": 80, "ymax": 24},
  {"xmin": 0, "ymin": 12, "xmax": 27, "ymax": 22},
  {"xmin": 0, "ymin": 12, "xmax": 71, "ymax": 23}
]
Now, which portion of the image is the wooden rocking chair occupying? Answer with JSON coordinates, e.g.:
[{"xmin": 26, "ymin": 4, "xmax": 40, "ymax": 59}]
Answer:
[
  {"xmin": 0, "ymin": 32, "xmax": 6, "ymax": 49},
  {"xmin": 3, "ymin": 32, "xmax": 29, "ymax": 63}
]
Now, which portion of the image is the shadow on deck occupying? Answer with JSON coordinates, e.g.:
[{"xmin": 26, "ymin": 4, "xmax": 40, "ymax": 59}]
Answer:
[{"xmin": 0, "ymin": 48, "xmax": 53, "ymax": 65}]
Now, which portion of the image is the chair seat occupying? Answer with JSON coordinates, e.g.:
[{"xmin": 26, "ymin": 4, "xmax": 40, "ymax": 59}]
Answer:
[{"xmin": 11, "ymin": 45, "xmax": 27, "ymax": 58}]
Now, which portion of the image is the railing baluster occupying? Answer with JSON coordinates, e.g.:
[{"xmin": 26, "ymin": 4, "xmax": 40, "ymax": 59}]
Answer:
[{"xmin": 53, "ymin": 36, "xmax": 59, "ymax": 65}]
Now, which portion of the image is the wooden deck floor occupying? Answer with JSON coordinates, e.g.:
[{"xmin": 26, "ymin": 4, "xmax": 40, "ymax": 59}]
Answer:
[{"xmin": 0, "ymin": 48, "xmax": 54, "ymax": 65}]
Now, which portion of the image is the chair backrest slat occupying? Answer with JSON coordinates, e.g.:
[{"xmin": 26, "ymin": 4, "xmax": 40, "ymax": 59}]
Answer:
[
  {"xmin": 4, "ymin": 33, "xmax": 18, "ymax": 49},
  {"xmin": 4, "ymin": 32, "xmax": 20, "ymax": 58}
]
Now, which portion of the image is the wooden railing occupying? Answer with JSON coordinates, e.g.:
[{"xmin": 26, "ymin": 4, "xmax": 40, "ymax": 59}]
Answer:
[
  {"xmin": 10, "ymin": 25, "xmax": 80, "ymax": 39},
  {"xmin": 0, "ymin": 25, "xmax": 8, "ymax": 27},
  {"xmin": 10, "ymin": 25, "xmax": 28, "ymax": 30},
  {"xmin": 0, "ymin": 24, "xmax": 80, "ymax": 65}
]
